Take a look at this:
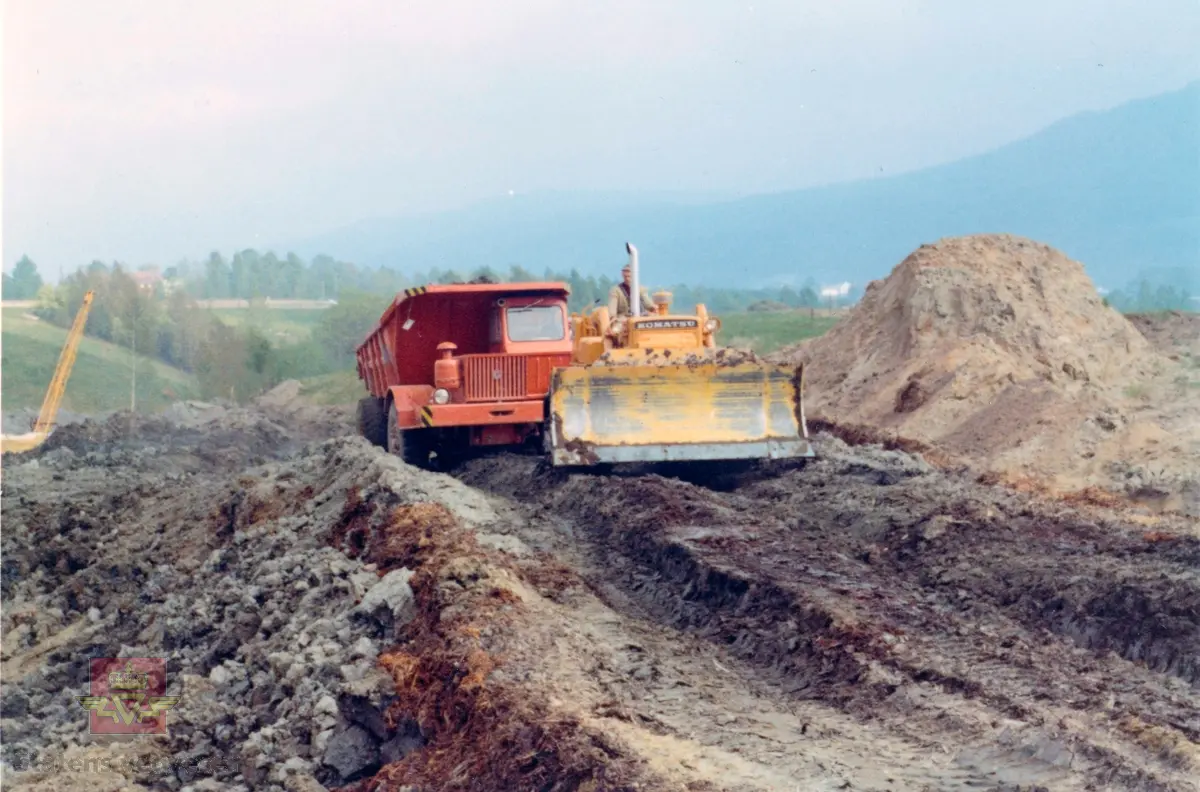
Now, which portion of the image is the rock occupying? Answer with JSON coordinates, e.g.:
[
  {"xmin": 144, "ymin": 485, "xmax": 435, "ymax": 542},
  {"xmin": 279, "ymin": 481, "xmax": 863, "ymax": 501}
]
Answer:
[
  {"xmin": 354, "ymin": 569, "xmax": 415, "ymax": 632},
  {"xmin": 476, "ymin": 532, "xmax": 532, "ymax": 557},
  {"xmin": 284, "ymin": 773, "xmax": 328, "ymax": 792},
  {"xmin": 313, "ymin": 694, "xmax": 339, "ymax": 726},
  {"xmin": 1, "ymin": 688, "xmax": 30, "ymax": 719},
  {"xmin": 181, "ymin": 780, "xmax": 229, "ymax": 792},
  {"xmin": 380, "ymin": 725, "xmax": 424, "ymax": 765},
  {"xmin": 322, "ymin": 725, "xmax": 380, "ymax": 782}
]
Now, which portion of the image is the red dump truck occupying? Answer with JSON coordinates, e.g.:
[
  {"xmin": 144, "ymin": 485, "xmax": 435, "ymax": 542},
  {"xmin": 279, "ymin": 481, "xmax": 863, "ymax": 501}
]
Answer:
[{"xmin": 355, "ymin": 281, "xmax": 574, "ymax": 466}]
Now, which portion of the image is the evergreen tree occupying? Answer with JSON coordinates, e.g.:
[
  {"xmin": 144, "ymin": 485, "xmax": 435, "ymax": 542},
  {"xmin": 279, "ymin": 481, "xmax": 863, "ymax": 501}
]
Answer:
[{"xmin": 3, "ymin": 255, "xmax": 44, "ymax": 299}]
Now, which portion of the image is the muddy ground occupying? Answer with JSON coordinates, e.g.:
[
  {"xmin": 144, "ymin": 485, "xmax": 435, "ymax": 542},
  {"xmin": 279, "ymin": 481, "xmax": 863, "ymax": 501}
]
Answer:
[{"xmin": 2, "ymin": 390, "xmax": 1197, "ymax": 791}]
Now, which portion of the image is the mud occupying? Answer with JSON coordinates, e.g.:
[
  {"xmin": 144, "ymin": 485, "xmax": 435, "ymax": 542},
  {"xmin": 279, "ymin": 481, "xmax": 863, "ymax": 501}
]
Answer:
[{"xmin": 458, "ymin": 436, "xmax": 1200, "ymax": 791}]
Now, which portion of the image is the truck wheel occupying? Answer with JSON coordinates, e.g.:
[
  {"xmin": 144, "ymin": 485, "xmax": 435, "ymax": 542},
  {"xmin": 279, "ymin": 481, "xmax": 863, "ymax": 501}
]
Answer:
[
  {"xmin": 356, "ymin": 397, "xmax": 387, "ymax": 448},
  {"xmin": 387, "ymin": 401, "xmax": 432, "ymax": 468}
]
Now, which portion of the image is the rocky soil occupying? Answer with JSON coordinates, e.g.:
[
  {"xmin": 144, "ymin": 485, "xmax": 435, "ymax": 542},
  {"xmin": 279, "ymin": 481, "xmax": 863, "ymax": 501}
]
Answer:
[{"xmin": 2, "ymin": 380, "xmax": 1197, "ymax": 791}]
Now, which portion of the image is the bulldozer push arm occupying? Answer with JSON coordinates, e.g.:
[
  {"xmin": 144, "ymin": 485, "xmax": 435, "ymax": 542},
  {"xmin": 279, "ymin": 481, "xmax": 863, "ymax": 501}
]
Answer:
[{"xmin": 545, "ymin": 360, "xmax": 813, "ymax": 466}]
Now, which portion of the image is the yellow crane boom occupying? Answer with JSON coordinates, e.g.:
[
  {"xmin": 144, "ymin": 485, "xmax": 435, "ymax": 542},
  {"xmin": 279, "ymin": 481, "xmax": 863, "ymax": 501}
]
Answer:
[{"xmin": 2, "ymin": 290, "xmax": 95, "ymax": 454}]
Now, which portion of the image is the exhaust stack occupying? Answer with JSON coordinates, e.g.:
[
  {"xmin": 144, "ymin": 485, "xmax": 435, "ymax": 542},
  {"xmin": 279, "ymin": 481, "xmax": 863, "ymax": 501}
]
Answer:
[{"xmin": 626, "ymin": 242, "xmax": 641, "ymax": 317}]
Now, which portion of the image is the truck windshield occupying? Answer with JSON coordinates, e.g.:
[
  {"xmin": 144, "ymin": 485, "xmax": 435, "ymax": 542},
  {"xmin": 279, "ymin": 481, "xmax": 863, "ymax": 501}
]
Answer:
[{"xmin": 506, "ymin": 305, "xmax": 565, "ymax": 342}]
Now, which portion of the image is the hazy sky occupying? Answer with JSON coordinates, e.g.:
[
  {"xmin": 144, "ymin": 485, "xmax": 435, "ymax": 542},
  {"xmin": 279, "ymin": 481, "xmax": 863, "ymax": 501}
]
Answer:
[{"xmin": 4, "ymin": 0, "xmax": 1198, "ymax": 274}]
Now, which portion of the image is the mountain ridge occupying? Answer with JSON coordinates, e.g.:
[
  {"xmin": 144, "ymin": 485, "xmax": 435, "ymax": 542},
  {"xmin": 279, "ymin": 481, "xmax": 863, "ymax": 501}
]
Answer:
[{"xmin": 289, "ymin": 81, "xmax": 1200, "ymax": 290}]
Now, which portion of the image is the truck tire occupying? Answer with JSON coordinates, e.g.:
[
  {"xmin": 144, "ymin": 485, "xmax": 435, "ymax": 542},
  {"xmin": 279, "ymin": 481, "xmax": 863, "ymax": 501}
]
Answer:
[
  {"xmin": 387, "ymin": 401, "xmax": 432, "ymax": 468},
  {"xmin": 356, "ymin": 397, "xmax": 387, "ymax": 448}
]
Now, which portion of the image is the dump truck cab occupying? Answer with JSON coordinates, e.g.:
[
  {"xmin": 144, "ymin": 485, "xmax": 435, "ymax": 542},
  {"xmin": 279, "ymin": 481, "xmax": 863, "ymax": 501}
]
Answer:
[{"xmin": 355, "ymin": 282, "xmax": 573, "ymax": 466}]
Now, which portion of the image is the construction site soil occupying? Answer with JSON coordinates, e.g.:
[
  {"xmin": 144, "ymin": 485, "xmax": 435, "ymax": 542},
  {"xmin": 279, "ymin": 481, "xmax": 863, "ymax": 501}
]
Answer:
[
  {"xmin": 771, "ymin": 235, "xmax": 1199, "ymax": 514},
  {"xmin": 2, "ymin": 380, "xmax": 1198, "ymax": 792}
]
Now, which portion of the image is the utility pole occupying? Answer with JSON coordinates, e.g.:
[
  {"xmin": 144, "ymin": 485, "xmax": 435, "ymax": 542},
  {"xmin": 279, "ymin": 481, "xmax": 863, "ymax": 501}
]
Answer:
[
  {"xmin": 131, "ymin": 328, "xmax": 137, "ymax": 413},
  {"xmin": 129, "ymin": 299, "xmax": 138, "ymax": 414}
]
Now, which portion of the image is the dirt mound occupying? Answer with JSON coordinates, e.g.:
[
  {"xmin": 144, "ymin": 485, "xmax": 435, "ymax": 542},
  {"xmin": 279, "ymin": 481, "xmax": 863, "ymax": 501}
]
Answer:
[{"xmin": 777, "ymin": 234, "xmax": 1198, "ymax": 506}]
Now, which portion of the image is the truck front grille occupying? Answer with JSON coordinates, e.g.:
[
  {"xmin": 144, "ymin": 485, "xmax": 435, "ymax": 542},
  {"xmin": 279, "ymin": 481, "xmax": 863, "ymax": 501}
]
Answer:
[{"xmin": 463, "ymin": 355, "xmax": 529, "ymax": 402}]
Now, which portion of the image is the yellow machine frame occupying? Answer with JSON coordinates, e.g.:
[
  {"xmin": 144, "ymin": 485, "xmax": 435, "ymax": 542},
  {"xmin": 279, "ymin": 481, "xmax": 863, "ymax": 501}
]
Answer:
[{"xmin": 1, "ymin": 291, "xmax": 95, "ymax": 454}]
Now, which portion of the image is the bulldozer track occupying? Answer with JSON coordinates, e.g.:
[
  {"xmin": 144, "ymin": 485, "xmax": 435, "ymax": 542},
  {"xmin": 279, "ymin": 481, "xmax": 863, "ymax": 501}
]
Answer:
[{"xmin": 455, "ymin": 442, "xmax": 1200, "ymax": 791}]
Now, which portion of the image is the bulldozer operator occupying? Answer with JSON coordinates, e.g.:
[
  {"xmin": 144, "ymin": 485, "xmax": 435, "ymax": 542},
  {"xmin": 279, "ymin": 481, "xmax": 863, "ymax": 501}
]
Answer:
[{"xmin": 608, "ymin": 264, "xmax": 655, "ymax": 317}]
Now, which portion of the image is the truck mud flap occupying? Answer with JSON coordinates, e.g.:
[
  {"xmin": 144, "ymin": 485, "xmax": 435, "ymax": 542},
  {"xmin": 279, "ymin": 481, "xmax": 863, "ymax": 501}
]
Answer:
[{"xmin": 546, "ymin": 362, "xmax": 813, "ymax": 466}]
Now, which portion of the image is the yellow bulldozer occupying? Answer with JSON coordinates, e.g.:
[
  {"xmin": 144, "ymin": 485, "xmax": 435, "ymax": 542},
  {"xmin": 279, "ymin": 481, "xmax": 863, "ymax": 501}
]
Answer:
[{"xmin": 544, "ymin": 243, "xmax": 813, "ymax": 465}]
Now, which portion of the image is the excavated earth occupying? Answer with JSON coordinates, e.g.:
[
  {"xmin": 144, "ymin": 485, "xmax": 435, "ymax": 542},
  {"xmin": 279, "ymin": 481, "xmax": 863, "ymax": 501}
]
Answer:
[
  {"xmin": 2, "ymin": 383, "xmax": 1198, "ymax": 791},
  {"xmin": 770, "ymin": 235, "xmax": 1199, "ymax": 514}
]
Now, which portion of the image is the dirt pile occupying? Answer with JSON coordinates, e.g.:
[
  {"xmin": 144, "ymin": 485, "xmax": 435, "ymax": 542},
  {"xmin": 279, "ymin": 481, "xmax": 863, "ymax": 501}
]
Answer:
[
  {"xmin": 6, "ymin": 385, "xmax": 1199, "ymax": 791},
  {"xmin": 774, "ymin": 234, "xmax": 1199, "ymax": 508},
  {"xmin": 1, "ymin": 434, "xmax": 418, "ymax": 789},
  {"xmin": 0, "ymin": 406, "xmax": 667, "ymax": 791}
]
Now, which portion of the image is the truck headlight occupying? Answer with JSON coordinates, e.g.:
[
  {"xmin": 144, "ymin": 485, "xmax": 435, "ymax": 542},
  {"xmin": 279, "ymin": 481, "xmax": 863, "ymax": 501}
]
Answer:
[
  {"xmin": 432, "ymin": 388, "xmax": 450, "ymax": 405},
  {"xmin": 704, "ymin": 318, "xmax": 720, "ymax": 333}
]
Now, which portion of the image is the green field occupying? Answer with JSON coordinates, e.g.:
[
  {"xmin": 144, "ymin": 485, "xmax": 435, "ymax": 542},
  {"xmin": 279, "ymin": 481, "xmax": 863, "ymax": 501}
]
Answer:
[
  {"xmin": 299, "ymin": 370, "xmax": 366, "ymax": 406},
  {"xmin": 206, "ymin": 303, "xmax": 838, "ymax": 354},
  {"xmin": 1, "ymin": 309, "xmax": 197, "ymax": 413},
  {"xmin": 208, "ymin": 307, "xmax": 328, "ymax": 344},
  {"xmin": 717, "ymin": 310, "xmax": 840, "ymax": 353}
]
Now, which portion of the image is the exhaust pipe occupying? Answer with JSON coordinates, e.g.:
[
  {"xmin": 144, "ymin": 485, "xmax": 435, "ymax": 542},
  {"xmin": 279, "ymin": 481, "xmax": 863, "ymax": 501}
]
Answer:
[{"xmin": 626, "ymin": 241, "xmax": 640, "ymax": 317}]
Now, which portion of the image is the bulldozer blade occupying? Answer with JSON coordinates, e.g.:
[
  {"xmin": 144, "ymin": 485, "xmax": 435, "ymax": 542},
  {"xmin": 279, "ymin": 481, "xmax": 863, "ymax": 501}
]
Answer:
[{"xmin": 546, "ymin": 362, "xmax": 813, "ymax": 466}]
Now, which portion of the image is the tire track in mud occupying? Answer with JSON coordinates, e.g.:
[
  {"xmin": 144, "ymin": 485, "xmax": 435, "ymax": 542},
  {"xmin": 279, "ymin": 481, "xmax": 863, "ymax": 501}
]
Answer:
[{"xmin": 456, "ymin": 438, "xmax": 1200, "ymax": 792}]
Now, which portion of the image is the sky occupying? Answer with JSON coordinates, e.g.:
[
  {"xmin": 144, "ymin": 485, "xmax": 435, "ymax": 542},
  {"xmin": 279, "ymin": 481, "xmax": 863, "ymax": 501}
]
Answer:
[{"xmin": 3, "ymin": 0, "xmax": 1198, "ymax": 276}]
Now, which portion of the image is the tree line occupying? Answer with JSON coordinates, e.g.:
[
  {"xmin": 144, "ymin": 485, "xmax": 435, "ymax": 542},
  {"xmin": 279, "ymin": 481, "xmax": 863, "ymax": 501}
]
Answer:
[
  {"xmin": 22, "ymin": 249, "xmax": 1191, "ymax": 408},
  {"xmin": 7, "ymin": 252, "xmax": 836, "ymax": 406},
  {"xmin": 164, "ymin": 250, "xmax": 828, "ymax": 312},
  {"xmin": 19, "ymin": 260, "xmax": 393, "ymax": 403},
  {"xmin": 1104, "ymin": 277, "xmax": 1195, "ymax": 313},
  {"xmin": 8, "ymin": 250, "xmax": 831, "ymax": 313}
]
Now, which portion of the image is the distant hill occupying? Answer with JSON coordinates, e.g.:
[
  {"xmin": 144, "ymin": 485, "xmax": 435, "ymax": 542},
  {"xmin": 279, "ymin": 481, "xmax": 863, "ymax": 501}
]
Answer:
[{"xmin": 291, "ymin": 82, "xmax": 1199, "ymax": 291}]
